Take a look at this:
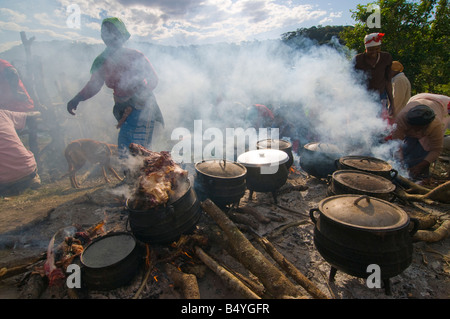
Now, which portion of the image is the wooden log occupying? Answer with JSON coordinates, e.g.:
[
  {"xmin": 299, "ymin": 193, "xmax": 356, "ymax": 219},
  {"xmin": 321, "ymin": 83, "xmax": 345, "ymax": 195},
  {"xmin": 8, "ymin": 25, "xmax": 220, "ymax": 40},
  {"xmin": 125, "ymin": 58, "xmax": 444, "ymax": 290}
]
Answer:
[
  {"xmin": 236, "ymin": 206, "xmax": 271, "ymax": 224},
  {"xmin": 0, "ymin": 254, "xmax": 46, "ymax": 281},
  {"xmin": 195, "ymin": 246, "xmax": 261, "ymax": 299},
  {"xmin": 165, "ymin": 263, "xmax": 201, "ymax": 299},
  {"xmin": 226, "ymin": 210, "xmax": 260, "ymax": 230},
  {"xmin": 413, "ymin": 220, "xmax": 450, "ymax": 243},
  {"xmin": 250, "ymin": 230, "xmax": 328, "ymax": 299},
  {"xmin": 19, "ymin": 273, "xmax": 46, "ymax": 299},
  {"xmin": 201, "ymin": 199, "xmax": 306, "ymax": 299}
]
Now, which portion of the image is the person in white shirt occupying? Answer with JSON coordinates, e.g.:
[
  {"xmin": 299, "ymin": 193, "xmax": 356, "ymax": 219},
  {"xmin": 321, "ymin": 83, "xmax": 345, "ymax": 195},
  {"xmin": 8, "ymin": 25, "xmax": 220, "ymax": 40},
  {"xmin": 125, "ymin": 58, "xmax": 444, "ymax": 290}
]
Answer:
[{"xmin": 390, "ymin": 61, "xmax": 411, "ymax": 120}]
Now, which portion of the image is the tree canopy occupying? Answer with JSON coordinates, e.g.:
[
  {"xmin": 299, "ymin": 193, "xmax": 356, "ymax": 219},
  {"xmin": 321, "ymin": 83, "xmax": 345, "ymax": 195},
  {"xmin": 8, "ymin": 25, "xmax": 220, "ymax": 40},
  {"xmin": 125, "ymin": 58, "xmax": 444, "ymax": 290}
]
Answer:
[{"xmin": 282, "ymin": 1, "xmax": 448, "ymax": 96}]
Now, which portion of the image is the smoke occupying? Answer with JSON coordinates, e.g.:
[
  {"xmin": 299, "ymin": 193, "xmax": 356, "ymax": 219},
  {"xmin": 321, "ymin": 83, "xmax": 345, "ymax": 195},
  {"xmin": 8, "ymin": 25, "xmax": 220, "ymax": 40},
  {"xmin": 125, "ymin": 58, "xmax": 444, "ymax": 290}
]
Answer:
[{"xmin": 0, "ymin": 35, "xmax": 399, "ymax": 176}]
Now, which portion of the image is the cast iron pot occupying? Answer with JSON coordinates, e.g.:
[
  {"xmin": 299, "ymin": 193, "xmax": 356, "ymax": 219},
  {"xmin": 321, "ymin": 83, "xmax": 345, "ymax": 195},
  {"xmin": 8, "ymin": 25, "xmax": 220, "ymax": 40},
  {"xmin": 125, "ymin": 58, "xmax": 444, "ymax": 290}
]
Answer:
[
  {"xmin": 300, "ymin": 142, "xmax": 342, "ymax": 178},
  {"xmin": 256, "ymin": 139, "xmax": 294, "ymax": 169},
  {"xmin": 310, "ymin": 195, "xmax": 419, "ymax": 283},
  {"xmin": 337, "ymin": 155, "xmax": 398, "ymax": 180},
  {"xmin": 126, "ymin": 181, "xmax": 202, "ymax": 244},
  {"xmin": 80, "ymin": 232, "xmax": 142, "ymax": 290},
  {"xmin": 237, "ymin": 149, "xmax": 289, "ymax": 194},
  {"xmin": 194, "ymin": 159, "xmax": 247, "ymax": 207},
  {"xmin": 328, "ymin": 170, "xmax": 396, "ymax": 201}
]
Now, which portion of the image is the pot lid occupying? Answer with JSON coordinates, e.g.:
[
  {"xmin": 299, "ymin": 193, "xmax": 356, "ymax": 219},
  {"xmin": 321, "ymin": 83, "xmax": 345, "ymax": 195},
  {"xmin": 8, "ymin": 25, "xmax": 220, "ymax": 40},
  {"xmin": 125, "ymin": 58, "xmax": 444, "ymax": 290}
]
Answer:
[
  {"xmin": 195, "ymin": 160, "xmax": 247, "ymax": 178},
  {"xmin": 257, "ymin": 139, "xmax": 291, "ymax": 150},
  {"xmin": 339, "ymin": 155, "xmax": 392, "ymax": 172},
  {"xmin": 332, "ymin": 170, "xmax": 396, "ymax": 194},
  {"xmin": 81, "ymin": 233, "xmax": 136, "ymax": 268},
  {"xmin": 318, "ymin": 195, "xmax": 409, "ymax": 231},
  {"xmin": 304, "ymin": 142, "xmax": 341, "ymax": 153},
  {"xmin": 237, "ymin": 149, "xmax": 288, "ymax": 167}
]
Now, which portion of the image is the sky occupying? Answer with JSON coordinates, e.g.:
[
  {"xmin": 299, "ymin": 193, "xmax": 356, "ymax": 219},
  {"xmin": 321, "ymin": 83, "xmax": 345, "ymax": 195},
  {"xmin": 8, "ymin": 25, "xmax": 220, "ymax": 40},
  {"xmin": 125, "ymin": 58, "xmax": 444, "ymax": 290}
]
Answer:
[{"xmin": 0, "ymin": 0, "xmax": 374, "ymax": 52}]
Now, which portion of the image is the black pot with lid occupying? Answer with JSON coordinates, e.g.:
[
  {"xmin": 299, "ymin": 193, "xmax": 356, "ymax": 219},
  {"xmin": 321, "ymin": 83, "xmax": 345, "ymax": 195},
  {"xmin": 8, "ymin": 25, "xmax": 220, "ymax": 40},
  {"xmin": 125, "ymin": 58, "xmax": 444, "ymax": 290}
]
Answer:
[
  {"xmin": 237, "ymin": 149, "xmax": 289, "ymax": 203},
  {"xmin": 328, "ymin": 169, "xmax": 396, "ymax": 201},
  {"xmin": 256, "ymin": 139, "xmax": 294, "ymax": 169},
  {"xmin": 194, "ymin": 159, "xmax": 247, "ymax": 207},
  {"xmin": 310, "ymin": 195, "xmax": 419, "ymax": 294},
  {"xmin": 300, "ymin": 142, "xmax": 342, "ymax": 178},
  {"xmin": 337, "ymin": 155, "xmax": 398, "ymax": 180}
]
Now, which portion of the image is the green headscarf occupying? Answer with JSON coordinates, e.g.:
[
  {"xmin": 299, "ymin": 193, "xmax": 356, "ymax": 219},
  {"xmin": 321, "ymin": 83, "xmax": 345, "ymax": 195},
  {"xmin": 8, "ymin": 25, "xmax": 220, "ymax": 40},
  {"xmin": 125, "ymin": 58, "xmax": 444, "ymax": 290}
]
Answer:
[{"xmin": 90, "ymin": 17, "xmax": 131, "ymax": 74}]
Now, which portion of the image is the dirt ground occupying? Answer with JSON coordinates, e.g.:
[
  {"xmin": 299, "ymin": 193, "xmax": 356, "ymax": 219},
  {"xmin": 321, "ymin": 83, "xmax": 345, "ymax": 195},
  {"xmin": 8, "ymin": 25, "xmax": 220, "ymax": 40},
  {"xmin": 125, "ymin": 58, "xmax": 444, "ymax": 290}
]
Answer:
[{"xmin": 0, "ymin": 160, "xmax": 449, "ymax": 300}]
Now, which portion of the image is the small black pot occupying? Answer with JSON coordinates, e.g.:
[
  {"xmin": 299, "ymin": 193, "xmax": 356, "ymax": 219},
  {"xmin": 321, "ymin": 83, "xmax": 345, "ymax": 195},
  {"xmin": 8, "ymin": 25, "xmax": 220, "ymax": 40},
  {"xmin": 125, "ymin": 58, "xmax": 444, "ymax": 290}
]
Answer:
[
  {"xmin": 237, "ymin": 149, "xmax": 289, "ymax": 193},
  {"xmin": 194, "ymin": 160, "xmax": 247, "ymax": 207},
  {"xmin": 80, "ymin": 232, "xmax": 142, "ymax": 290},
  {"xmin": 300, "ymin": 142, "xmax": 342, "ymax": 178}
]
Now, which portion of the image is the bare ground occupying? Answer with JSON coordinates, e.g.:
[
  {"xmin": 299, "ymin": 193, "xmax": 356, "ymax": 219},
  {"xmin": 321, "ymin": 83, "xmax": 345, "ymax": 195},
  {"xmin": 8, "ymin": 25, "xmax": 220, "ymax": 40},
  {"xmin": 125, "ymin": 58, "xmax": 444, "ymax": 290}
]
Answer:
[{"xmin": 0, "ymin": 162, "xmax": 449, "ymax": 300}]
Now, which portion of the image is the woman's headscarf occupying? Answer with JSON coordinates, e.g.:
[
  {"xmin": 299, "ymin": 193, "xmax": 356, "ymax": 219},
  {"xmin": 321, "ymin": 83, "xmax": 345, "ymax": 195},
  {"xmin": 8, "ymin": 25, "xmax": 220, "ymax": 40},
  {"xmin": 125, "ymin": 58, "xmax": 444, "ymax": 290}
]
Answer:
[{"xmin": 90, "ymin": 17, "xmax": 131, "ymax": 73}]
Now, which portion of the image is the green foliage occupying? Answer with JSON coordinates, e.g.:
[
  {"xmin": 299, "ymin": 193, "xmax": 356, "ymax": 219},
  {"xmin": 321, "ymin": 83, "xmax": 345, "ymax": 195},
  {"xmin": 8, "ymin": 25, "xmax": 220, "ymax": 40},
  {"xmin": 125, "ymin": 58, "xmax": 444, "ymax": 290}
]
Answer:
[
  {"xmin": 282, "ymin": 25, "xmax": 348, "ymax": 45},
  {"xmin": 340, "ymin": 0, "xmax": 449, "ymax": 95}
]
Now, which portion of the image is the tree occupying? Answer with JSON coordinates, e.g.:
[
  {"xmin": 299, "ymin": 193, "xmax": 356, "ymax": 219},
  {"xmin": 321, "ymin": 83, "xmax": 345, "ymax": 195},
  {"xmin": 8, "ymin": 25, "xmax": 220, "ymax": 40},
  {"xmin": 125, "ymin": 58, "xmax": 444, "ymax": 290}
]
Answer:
[{"xmin": 340, "ymin": 0, "xmax": 449, "ymax": 95}]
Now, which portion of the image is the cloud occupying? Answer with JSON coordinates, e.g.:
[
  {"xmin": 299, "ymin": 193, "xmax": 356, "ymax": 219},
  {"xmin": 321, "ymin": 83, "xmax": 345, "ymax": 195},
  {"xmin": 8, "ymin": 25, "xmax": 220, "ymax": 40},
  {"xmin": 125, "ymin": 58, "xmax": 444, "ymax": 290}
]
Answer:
[{"xmin": 0, "ymin": 8, "xmax": 27, "ymax": 23}]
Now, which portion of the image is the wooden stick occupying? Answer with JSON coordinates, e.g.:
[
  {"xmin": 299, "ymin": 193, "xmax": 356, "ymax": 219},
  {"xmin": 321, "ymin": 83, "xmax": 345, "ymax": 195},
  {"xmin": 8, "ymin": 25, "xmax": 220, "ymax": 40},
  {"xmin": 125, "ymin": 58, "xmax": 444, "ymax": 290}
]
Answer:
[
  {"xmin": 250, "ymin": 230, "xmax": 328, "ymax": 299},
  {"xmin": 133, "ymin": 267, "xmax": 152, "ymax": 299},
  {"xmin": 195, "ymin": 246, "xmax": 261, "ymax": 299},
  {"xmin": 201, "ymin": 199, "xmax": 305, "ymax": 299},
  {"xmin": 165, "ymin": 263, "xmax": 201, "ymax": 299},
  {"xmin": 267, "ymin": 220, "xmax": 311, "ymax": 240}
]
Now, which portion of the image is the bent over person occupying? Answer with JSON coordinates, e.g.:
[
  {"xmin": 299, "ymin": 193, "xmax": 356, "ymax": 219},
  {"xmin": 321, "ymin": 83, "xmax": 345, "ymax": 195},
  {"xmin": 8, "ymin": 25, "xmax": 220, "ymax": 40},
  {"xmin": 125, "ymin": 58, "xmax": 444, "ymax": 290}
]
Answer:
[
  {"xmin": 392, "ymin": 93, "xmax": 450, "ymax": 179},
  {"xmin": 0, "ymin": 110, "xmax": 41, "ymax": 195},
  {"xmin": 67, "ymin": 17, "xmax": 164, "ymax": 157}
]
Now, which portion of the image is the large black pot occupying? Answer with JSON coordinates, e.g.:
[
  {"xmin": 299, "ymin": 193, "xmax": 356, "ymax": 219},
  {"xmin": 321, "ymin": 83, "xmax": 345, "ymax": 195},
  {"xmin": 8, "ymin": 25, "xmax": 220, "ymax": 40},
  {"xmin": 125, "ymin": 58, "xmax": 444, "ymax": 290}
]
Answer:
[
  {"xmin": 256, "ymin": 139, "xmax": 294, "ymax": 169},
  {"xmin": 337, "ymin": 155, "xmax": 398, "ymax": 180},
  {"xmin": 126, "ymin": 182, "xmax": 202, "ymax": 244},
  {"xmin": 80, "ymin": 232, "xmax": 142, "ymax": 290},
  {"xmin": 300, "ymin": 142, "xmax": 342, "ymax": 178},
  {"xmin": 194, "ymin": 159, "xmax": 247, "ymax": 207},
  {"xmin": 328, "ymin": 170, "xmax": 396, "ymax": 201},
  {"xmin": 310, "ymin": 195, "xmax": 418, "ymax": 293}
]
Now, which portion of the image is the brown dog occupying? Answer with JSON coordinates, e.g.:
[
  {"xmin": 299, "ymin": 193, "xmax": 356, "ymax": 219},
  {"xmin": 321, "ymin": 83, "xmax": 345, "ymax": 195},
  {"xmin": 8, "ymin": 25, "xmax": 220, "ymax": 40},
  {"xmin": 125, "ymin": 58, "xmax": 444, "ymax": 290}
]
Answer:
[{"xmin": 63, "ymin": 139, "xmax": 123, "ymax": 188}]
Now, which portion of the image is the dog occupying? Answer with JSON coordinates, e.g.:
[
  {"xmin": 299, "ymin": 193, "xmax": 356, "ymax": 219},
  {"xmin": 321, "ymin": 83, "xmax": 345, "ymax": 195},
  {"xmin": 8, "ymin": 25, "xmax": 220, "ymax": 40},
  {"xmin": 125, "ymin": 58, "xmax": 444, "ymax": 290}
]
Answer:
[{"xmin": 63, "ymin": 139, "xmax": 123, "ymax": 188}]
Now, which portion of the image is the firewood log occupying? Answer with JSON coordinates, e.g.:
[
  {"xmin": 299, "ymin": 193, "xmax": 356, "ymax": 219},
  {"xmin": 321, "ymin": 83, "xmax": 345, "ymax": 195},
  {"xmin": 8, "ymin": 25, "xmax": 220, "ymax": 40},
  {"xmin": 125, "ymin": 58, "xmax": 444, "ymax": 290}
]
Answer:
[
  {"xmin": 195, "ymin": 247, "xmax": 261, "ymax": 299},
  {"xmin": 236, "ymin": 206, "xmax": 271, "ymax": 224},
  {"xmin": 200, "ymin": 199, "xmax": 306, "ymax": 299},
  {"xmin": 165, "ymin": 263, "xmax": 201, "ymax": 299},
  {"xmin": 250, "ymin": 230, "xmax": 328, "ymax": 299}
]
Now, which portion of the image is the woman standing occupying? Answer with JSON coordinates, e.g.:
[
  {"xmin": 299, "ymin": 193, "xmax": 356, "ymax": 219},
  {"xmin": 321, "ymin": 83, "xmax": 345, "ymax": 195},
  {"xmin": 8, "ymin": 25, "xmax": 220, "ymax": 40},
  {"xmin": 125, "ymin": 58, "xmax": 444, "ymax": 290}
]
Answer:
[{"xmin": 67, "ymin": 17, "xmax": 164, "ymax": 157}]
